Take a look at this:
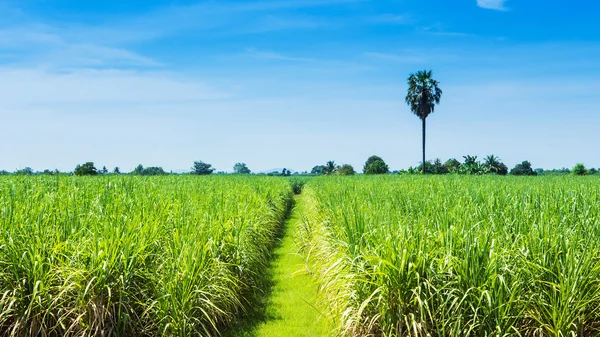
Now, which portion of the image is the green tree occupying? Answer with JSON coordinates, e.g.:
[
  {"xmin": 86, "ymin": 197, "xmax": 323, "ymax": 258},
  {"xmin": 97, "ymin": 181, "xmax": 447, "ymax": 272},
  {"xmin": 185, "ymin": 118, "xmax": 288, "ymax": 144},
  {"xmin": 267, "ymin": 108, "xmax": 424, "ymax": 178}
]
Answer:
[
  {"xmin": 337, "ymin": 164, "xmax": 356, "ymax": 176},
  {"xmin": 74, "ymin": 162, "xmax": 98, "ymax": 176},
  {"xmin": 364, "ymin": 156, "xmax": 389, "ymax": 175},
  {"xmin": 132, "ymin": 164, "xmax": 144, "ymax": 175},
  {"xmin": 484, "ymin": 155, "xmax": 508, "ymax": 175},
  {"xmin": 572, "ymin": 163, "xmax": 588, "ymax": 176},
  {"xmin": 323, "ymin": 161, "xmax": 338, "ymax": 175},
  {"xmin": 311, "ymin": 165, "xmax": 325, "ymax": 175},
  {"xmin": 432, "ymin": 158, "xmax": 448, "ymax": 174},
  {"xmin": 510, "ymin": 161, "xmax": 537, "ymax": 176},
  {"xmin": 460, "ymin": 155, "xmax": 485, "ymax": 175},
  {"xmin": 406, "ymin": 70, "xmax": 443, "ymax": 174},
  {"xmin": 15, "ymin": 167, "xmax": 34, "ymax": 175},
  {"xmin": 113, "ymin": 167, "xmax": 121, "ymax": 174},
  {"xmin": 143, "ymin": 167, "xmax": 167, "ymax": 176},
  {"xmin": 443, "ymin": 158, "xmax": 461, "ymax": 173},
  {"xmin": 191, "ymin": 161, "xmax": 215, "ymax": 175},
  {"xmin": 233, "ymin": 163, "xmax": 251, "ymax": 174}
]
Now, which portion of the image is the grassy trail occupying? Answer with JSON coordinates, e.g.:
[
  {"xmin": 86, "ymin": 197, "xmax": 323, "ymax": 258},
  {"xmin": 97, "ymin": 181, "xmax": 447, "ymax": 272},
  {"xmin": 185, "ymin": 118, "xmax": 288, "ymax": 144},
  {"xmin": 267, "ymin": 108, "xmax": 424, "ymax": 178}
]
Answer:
[{"xmin": 227, "ymin": 194, "xmax": 329, "ymax": 337}]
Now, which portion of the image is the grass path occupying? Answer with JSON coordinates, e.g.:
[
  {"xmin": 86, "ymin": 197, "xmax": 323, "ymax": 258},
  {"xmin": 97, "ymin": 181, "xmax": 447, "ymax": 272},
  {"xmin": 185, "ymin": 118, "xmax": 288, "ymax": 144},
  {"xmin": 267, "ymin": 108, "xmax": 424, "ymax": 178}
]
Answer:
[{"xmin": 226, "ymin": 194, "xmax": 329, "ymax": 337}]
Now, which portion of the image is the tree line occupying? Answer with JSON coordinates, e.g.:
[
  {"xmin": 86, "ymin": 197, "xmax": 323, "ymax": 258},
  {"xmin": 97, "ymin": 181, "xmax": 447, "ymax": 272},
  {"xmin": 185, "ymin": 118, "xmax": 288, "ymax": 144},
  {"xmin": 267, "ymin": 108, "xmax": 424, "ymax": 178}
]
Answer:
[{"xmin": 1, "ymin": 157, "xmax": 597, "ymax": 177}]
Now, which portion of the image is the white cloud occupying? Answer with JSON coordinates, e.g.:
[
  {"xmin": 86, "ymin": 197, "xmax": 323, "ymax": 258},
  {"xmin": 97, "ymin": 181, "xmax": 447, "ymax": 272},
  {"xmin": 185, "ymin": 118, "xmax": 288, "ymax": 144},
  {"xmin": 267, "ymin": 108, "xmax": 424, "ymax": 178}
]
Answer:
[
  {"xmin": 0, "ymin": 68, "xmax": 228, "ymax": 107},
  {"xmin": 477, "ymin": 0, "xmax": 508, "ymax": 11}
]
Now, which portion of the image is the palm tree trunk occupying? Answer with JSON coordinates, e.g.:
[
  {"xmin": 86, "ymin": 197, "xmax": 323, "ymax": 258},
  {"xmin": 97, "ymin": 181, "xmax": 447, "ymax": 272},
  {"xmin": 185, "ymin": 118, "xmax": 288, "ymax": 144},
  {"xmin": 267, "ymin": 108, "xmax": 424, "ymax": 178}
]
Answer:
[{"xmin": 422, "ymin": 117, "xmax": 426, "ymax": 174}]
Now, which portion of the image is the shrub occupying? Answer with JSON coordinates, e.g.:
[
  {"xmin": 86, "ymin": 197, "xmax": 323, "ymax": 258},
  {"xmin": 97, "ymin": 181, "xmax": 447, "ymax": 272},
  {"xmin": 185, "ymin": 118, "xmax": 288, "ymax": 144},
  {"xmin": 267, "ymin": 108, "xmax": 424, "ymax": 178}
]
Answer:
[
  {"xmin": 572, "ymin": 163, "xmax": 588, "ymax": 176},
  {"xmin": 364, "ymin": 156, "xmax": 389, "ymax": 175}
]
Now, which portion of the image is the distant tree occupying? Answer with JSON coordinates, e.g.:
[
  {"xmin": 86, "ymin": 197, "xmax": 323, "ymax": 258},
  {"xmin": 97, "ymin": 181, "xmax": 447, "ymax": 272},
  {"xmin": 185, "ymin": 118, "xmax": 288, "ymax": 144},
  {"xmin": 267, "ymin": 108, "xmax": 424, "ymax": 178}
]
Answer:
[
  {"xmin": 406, "ymin": 70, "xmax": 443, "ymax": 174},
  {"xmin": 0, "ymin": 170, "xmax": 10, "ymax": 175},
  {"xmin": 323, "ymin": 161, "xmax": 338, "ymax": 175},
  {"xmin": 74, "ymin": 162, "xmax": 98, "ymax": 176},
  {"xmin": 311, "ymin": 165, "xmax": 326, "ymax": 175},
  {"xmin": 416, "ymin": 161, "xmax": 433, "ymax": 174},
  {"xmin": 510, "ymin": 161, "xmax": 537, "ymax": 176},
  {"xmin": 15, "ymin": 167, "xmax": 34, "ymax": 175},
  {"xmin": 191, "ymin": 161, "xmax": 215, "ymax": 175},
  {"xmin": 143, "ymin": 167, "xmax": 167, "ymax": 176},
  {"xmin": 484, "ymin": 155, "xmax": 508, "ymax": 175},
  {"xmin": 364, "ymin": 156, "xmax": 389, "ymax": 175},
  {"xmin": 534, "ymin": 168, "xmax": 545, "ymax": 175},
  {"xmin": 132, "ymin": 164, "xmax": 144, "ymax": 175},
  {"xmin": 101, "ymin": 166, "xmax": 108, "ymax": 175},
  {"xmin": 113, "ymin": 167, "xmax": 121, "ymax": 174},
  {"xmin": 337, "ymin": 164, "xmax": 356, "ymax": 176},
  {"xmin": 572, "ymin": 163, "xmax": 588, "ymax": 176},
  {"xmin": 589, "ymin": 168, "xmax": 598, "ymax": 175},
  {"xmin": 432, "ymin": 158, "xmax": 448, "ymax": 174},
  {"xmin": 460, "ymin": 155, "xmax": 484, "ymax": 175},
  {"xmin": 443, "ymin": 158, "xmax": 461, "ymax": 173},
  {"xmin": 233, "ymin": 163, "xmax": 251, "ymax": 174},
  {"xmin": 281, "ymin": 168, "xmax": 291, "ymax": 177}
]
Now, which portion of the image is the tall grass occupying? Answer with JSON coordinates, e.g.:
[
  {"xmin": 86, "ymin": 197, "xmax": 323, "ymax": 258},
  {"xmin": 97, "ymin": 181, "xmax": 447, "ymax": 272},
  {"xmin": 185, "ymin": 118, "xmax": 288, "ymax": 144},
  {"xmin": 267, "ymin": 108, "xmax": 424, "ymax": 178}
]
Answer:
[
  {"xmin": 300, "ymin": 175, "xmax": 600, "ymax": 336},
  {"xmin": 0, "ymin": 175, "xmax": 292, "ymax": 336}
]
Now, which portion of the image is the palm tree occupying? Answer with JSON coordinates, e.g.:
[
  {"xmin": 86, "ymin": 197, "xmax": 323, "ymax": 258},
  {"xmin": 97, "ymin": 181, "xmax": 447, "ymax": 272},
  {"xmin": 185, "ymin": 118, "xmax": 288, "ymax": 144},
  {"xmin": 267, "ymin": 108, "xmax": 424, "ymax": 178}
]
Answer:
[
  {"xmin": 323, "ymin": 161, "xmax": 337, "ymax": 175},
  {"xmin": 484, "ymin": 155, "xmax": 500, "ymax": 171},
  {"xmin": 484, "ymin": 154, "xmax": 508, "ymax": 175},
  {"xmin": 405, "ymin": 70, "xmax": 443, "ymax": 173}
]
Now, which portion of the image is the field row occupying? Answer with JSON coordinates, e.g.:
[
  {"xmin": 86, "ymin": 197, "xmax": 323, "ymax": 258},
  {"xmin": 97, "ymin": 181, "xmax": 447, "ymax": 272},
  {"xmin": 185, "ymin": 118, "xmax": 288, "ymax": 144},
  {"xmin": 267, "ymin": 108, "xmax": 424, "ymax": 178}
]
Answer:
[
  {"xmin": 0, "ymin": 176, "xmax": 291, "ymax": 336},
  {"xmin": 300, "ymin": 176, "xmax": 600, "ymax": 336}
]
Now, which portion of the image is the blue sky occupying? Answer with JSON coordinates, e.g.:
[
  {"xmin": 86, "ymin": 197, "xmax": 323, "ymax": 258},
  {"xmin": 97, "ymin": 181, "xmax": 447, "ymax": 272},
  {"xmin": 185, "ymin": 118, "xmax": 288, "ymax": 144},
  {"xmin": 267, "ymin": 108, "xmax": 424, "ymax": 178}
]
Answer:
[{"xmin": 1, "ymin": 0, "xmax": 599, "ymax": 173}]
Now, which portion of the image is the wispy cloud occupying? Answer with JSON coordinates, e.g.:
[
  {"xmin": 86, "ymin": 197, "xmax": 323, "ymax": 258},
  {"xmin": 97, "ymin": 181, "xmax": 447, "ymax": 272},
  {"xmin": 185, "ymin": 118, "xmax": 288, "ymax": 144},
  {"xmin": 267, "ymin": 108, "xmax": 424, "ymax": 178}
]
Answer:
[
  {"xmin": 0, "ymin": 0, "xmax": 361, "ymax": 71},
  {"xmin": 0, "ymin": 25, "xmax": 162, "ymax": 69},
  {"xmin": 0, "ymin": 68, "xmax": 228, "ymax": 107},
  {"xmin": 477, "ymin": 0, "xmax": 509, "ymax": 11}
]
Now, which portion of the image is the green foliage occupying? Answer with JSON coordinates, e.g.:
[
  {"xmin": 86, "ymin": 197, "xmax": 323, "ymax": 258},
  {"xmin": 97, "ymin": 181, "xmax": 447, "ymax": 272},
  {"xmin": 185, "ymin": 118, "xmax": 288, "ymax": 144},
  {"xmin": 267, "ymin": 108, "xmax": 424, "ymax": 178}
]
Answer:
[
  {"xmin": 337, "ymin": 164, "xmax": 356, "ymax": 176},
  {"xmin": 311, "ymin": 165, "xmax": 325, "ymax": 175},
  {"xmin": 539, "ymin": 168, "xmax": 571, "ymax": 176},
  {"xmin": 15, "ymin": 167, "xmax": 34, "ymax": 175},
  {"xmin": 131, "ymin": 164, "xmax": 167, "ymax": 176},
  {"xmin": 300, "ymin": 175, "xmax": 600, "ymax": 336},
  {"xmin": 323, "ymin": 161, "xmax": 337, "ymax": 175},
  {"xmin": 510, "ymin": 160, "xmax": 537, "ymax": 176},
  {"xmin": 113, "ymin": 167, "xmax": 121, "ymax": 174},
  {"xmin": 460, "ymin": 155, "xmax": 485, "ymax": 175},
  {"xmin": 444, "ymin": 158, "xmax": 461, "ymax": 173},
  {"xmin": 363, "ymin": 156, "xmax": 389, "ymax": 175},
  {"xmin": 405, "ymin": 70, "xmax": 443, "ymax": 120},
  {"xmin": 74, "ymin": 162, "xmax": 98, "ymax": 176},
  {"xmin": 191, "ymin": 160, "xmax": 215, "ymax": 175},
  {"xmin": 572, "ymin": 163, "xmax": 588, "ymax": 176},
  {"xmin": 288, "ymin": 177, "xmax": 310, "ymax": 194},
  {"xmin": 233, "ymin": 162, "xmax": 251, "ymax": 174},
  {"xmin": 0, "ymin": 175, "xmax": 292, "ymax": 335},
  {"xmin": 483, "ymin": 154, "xmax": 508, "ymax": 175},
  {"xmin": 416, "ymin": 159, "xmax": 448, "ymax": 174}
]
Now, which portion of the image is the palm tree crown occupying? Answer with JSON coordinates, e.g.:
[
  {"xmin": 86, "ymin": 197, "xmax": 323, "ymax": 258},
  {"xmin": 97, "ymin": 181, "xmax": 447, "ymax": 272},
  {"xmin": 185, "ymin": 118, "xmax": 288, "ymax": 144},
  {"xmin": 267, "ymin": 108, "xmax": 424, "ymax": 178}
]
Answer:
[{"xmin": 405, "ymin": 70, "xmax": 442, "ymax": 120}]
